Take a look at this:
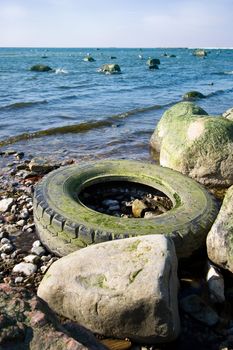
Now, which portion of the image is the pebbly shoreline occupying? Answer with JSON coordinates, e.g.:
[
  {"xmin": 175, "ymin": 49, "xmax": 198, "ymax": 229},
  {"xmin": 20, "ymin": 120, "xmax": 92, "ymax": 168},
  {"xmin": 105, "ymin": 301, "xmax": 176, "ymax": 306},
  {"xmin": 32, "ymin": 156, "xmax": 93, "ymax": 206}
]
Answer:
[{"xmin": 0, "ymin": 150, "xmax": 233, "ymax": 350}]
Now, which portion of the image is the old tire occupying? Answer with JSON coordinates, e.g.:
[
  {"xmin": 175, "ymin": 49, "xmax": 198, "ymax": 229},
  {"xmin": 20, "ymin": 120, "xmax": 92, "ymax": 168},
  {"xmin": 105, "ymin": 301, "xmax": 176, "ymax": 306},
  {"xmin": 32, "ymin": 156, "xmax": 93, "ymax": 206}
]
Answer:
[{"xmin": 33, "ymin": 160, "xmax": 218, "ymax": 258}]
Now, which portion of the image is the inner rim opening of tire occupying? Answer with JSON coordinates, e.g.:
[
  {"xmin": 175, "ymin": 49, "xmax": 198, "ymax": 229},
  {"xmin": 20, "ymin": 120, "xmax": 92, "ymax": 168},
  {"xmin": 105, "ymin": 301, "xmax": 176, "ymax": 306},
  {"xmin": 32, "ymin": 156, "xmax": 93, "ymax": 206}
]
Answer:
[{"xmin": 77, "ymin": 180, "xmax": 173, "ymax": 218}]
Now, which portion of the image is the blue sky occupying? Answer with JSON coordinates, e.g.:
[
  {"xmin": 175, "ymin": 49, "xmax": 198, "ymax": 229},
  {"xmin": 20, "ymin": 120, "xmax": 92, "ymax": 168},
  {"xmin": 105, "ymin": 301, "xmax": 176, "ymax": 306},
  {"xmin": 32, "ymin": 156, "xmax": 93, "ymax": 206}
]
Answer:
[{"xmin": 0, "ymin": 0, "xmax": 232, "ymax": 47}]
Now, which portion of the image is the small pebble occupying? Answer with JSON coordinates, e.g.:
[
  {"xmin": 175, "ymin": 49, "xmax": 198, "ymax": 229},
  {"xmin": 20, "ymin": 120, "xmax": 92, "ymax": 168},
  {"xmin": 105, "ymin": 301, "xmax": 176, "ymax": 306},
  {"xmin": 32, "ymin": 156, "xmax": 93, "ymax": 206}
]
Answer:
[
  {"xmin": 23, "ymin": 254, "xmax": 41, "ymax": 264},
  {"xmin": 0, "ymin": 243, "xmax": 14, "ymax": 254},
  {"xmin": 31, "ymin": 245, "xmax": 46, "ymax": 256},
  {"xmin": 0, "ymin": 198, "xmax": 14, "ymax": 213},
  {"xmin": 108, "ymin": 204, "xmax": 120, "ymax": 211},
  {"xmin": 19, "ymin": 209, "xmax": 29, "ymax": 219},
  {"xmin": 32, "ymin": 240, "xmax": 41, "ymax": 248},
  {"xmin": 40, "ymin": 265, "xmax": 49, "ymax": 274},
  {"xmin": 15, "ymin": 276, "xmax": 24, "ymax": 283},
  {"xmin": 41, "ymin": 255, "xmax": 52, "ymax": 262},
  {"xmin": 13, "ymin": 262, "xmax": 37, "ymax": 276},
  {"xmin": 1, "ymin": 253, "xmax": 8, "ymax": 260},
  {"xmin": 16, "ymin": 219, "xmax": 25, "ymax": 226},
  {"xmin": 1, "ymin": 237, "xmax": 11, "ymax": 244},
  {"xmin": 102, "ymin": 199, "xmax": 119, "ymax": 207},
  {"xmin": 11, "ymin": 249, "xmax": 22, "ymax": 258}
]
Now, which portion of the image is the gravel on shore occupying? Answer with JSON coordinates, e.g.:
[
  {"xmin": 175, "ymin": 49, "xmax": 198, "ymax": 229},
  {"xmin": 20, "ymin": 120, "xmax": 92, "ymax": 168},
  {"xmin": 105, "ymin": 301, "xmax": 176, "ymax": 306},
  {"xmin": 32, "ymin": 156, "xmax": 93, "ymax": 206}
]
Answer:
[{"xmin": 0, "ymin": 150, "xmax": 233, "ymax": 350}]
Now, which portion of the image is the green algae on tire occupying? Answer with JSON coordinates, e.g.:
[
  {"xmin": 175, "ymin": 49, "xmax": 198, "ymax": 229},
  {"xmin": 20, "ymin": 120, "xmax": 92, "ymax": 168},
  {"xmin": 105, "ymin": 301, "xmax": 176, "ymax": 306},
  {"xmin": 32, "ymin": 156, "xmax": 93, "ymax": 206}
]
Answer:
[{"xmin": 33, "ymin": 160, "xmax": 218, "ymax": 258}]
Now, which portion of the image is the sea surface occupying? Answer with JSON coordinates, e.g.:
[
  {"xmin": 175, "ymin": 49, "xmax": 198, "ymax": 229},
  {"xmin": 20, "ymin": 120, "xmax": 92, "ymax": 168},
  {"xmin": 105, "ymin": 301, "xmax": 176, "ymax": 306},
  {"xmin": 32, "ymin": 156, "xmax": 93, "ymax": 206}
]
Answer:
[{"xmin": 0, "ymin": 47, "xmax": 232, "ymax": 164}]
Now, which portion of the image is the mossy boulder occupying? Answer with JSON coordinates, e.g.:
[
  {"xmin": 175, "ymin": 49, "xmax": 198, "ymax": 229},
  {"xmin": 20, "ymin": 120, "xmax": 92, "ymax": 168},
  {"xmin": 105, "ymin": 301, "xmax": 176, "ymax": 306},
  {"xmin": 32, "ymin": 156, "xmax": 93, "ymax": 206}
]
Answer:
[
  {"xmin": 99, "ymin": 63, "xmax": 121, "ymax": 74},
  {"xmin": 30, "ymin": 64, "xmax": 53, "ymax": 72},
  {"xmin": 150, "ymin": 102, "xmax": 233, "ymax": 189},
  {"xmin": 207, "ymin": 185, "xmax": 233, "ymax": 273},
  {"xmin": 146, "ymin": 58, "xmax": 160, "ymax": 69},
  {"xmin": 193, "ymin": 49, "xmax": 208, "ymax": 57},
  {"xmin": 182, "ymin": 91, "xmax": 206, "ymax": 101},
  {"xmin": 83, "ymin": 56, "xmax": 95, "ymax": 62}
]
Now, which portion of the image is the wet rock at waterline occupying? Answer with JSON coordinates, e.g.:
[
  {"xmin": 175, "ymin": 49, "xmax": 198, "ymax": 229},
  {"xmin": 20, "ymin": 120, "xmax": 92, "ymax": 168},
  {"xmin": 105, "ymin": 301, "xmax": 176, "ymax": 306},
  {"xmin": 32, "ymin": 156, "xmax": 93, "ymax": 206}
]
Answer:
[
  {"xmin": 207, "ymin": 185, "xmax": 233, "ymax": 273},
  {"xmin": 30, "ymin": 64, "xmax": 53, "ymax": 72},
  {"xmin": 150, "ymin": 102, "xmax": 233, "ymax": 190},
  {"xmin": 146, "ymin": 58, "xmax": 160, "ymax": 69},
  {"xmin": 98, "ymin": 64, "xmax": 121, "ymax": 74},
  {"xmin": 193, "ymin": 49, "xmax": 208, "ymax": 57},
  {"xmin": 28, "ymin": 157, "xmax": 59, "ymax": 174},
  {"xmin": 38, "ymin": 235, "xmax": 180, "ymax": 344},
  {"xmin": 83, "ymin": 56, "xmax": 95, "ymax": 62},
  {"xmin": 182, "ymin": 91, "xmax": 206, "ymax": 101}
]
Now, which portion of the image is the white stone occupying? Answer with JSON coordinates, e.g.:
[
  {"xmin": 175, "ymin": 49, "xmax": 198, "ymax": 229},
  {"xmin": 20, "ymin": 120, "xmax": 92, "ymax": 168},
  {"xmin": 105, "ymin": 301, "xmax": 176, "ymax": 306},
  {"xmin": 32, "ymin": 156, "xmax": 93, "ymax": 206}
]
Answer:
[
  {"xmin": 38, "ymin": 235, "xmax": 180, "ymax": 343},
  {"xmin": 16, "ymin": 219, "xmax": 25, "ymax": 227},
  {"xmin": 0, "ymin": 198, "xmax": 14, "ymax": 213},
  {"xmin": 13, "ymin": 262, "xmax": 37, "ymax": 276},
  {"xmin": 207, "ymin": 185, "xmax": 233, "ymax": 273},
  {"xmin": 32, "ymin": 240, "xmax": 41, "ymax": 248},
  {"xmin": 206, "ymin": 262, "xmax": 225, "ymax": 303},
  {"xmin": 31, "ymin": 245, "xmax": 46, "ymax": 256},
  {"xmin": 23, "ymin": 254, "xmax": 40, "ymax": 264},
  {"xmin": 15, "ymin": 276, "xmax": 24, "ymax": 283},
  {"xmin": 40, "ymin": 265, "xmax": 49, "ymax": 274}
]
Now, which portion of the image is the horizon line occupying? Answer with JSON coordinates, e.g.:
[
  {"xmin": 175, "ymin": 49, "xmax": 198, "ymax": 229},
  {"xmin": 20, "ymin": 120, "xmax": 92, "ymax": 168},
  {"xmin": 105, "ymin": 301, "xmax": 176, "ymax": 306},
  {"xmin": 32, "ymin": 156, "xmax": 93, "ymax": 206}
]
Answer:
[{"xmin": 0, "ymin": 46, "xmax": 233, "ymax": 50}]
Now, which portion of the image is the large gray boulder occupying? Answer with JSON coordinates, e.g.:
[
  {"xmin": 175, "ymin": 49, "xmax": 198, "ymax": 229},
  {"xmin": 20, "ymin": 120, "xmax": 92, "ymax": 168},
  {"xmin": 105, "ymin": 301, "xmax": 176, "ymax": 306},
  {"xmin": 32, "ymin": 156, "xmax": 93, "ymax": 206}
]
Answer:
[
  {"xmin": 150, "ymin": 102, "xmax": 233, "ymax": 189},
  {"xmin": 38, "ymin": 235, "xmax": 180, "ymax": 344},
  {"xmin": 207, "ymin": 185, "xmax": 233, "ymax": 273}
]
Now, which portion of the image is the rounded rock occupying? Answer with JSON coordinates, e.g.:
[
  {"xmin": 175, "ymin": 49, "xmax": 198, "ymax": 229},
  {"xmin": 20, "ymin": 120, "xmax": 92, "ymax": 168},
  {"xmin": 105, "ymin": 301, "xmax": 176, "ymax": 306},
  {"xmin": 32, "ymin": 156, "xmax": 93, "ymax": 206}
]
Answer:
[{"xmin": 13, "ymin": 262, "xmax": 37, "ymax": 276}]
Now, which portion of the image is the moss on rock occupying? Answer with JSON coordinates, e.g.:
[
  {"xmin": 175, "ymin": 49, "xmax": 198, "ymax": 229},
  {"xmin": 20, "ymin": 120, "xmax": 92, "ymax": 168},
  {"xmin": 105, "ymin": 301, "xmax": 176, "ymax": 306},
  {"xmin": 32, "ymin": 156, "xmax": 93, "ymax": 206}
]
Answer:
[
  {"xmin": 182, "ymin": 91, "xmax": 206, "ymax": 101},
  {"xmin": 150, "ymin": 102, "xmax": 233, "ymax": 189},
  {"xmin": 99, "ymin": 64, "xmax": 121, "ymax": 74},
  {"xmin": 30, "ymin": 64, "xmax": 53, "ymax": 72}
]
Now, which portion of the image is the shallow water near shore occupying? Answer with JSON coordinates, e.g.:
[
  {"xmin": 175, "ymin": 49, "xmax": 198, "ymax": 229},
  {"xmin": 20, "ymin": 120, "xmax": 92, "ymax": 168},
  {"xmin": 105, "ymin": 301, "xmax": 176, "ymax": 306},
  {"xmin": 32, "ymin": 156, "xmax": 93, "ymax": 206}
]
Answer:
[{"xmin": 0, "ymin": 47, "xmax": 233, "ymax": 163}]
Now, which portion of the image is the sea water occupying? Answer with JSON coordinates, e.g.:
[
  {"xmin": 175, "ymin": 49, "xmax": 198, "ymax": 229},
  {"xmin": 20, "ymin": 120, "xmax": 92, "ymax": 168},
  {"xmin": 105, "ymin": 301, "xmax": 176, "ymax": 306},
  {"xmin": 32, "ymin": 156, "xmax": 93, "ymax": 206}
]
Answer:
[{"xmin": 0, "ymin": 47, "xmax": 232, "ymax": 163}]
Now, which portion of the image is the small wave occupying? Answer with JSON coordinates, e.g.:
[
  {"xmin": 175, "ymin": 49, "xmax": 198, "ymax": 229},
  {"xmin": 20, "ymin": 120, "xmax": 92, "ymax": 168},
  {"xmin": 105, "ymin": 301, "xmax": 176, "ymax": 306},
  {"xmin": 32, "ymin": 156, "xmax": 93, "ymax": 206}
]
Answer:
[
  {"xmin": 0, "ymin": 120, "xmax": 113, "ymax": 147},
  {"xmin": 0, "ymin": 100, "xmax": 48, "ymax": 111},
  {"xmin": 206, "ymin": 87, "xmax": 233, "ymax": 98},
  {"xmin": 58, "ymin": 85, "xmax": 75, "ymax": 90},
  {"xmin": 224, "ymin": 71, "xmax": 233, "ymax": 75},
  {"xmin": 57, "ymin": 115, "xmax": 75, "ymax": 120},
  {"xmin": 55, "ymin": 68, "xmax": 68, "ymax": 74},
  {"xmin": 0, "ymin": 102, "xmax": 175, "ymax": 148}
]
